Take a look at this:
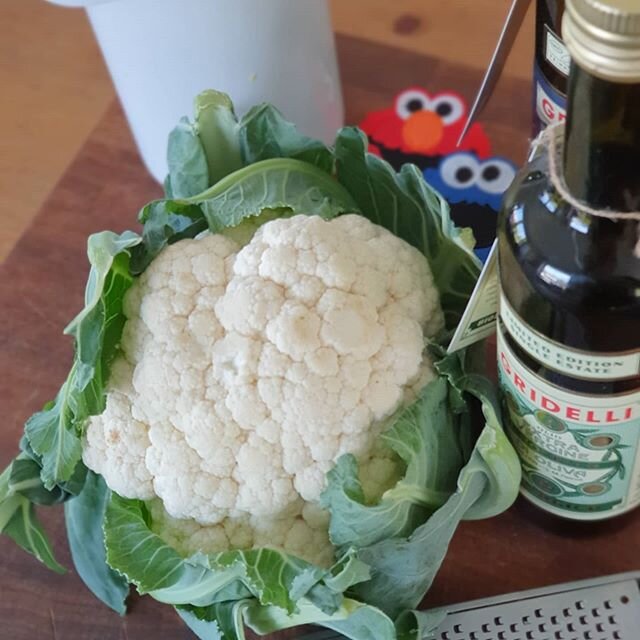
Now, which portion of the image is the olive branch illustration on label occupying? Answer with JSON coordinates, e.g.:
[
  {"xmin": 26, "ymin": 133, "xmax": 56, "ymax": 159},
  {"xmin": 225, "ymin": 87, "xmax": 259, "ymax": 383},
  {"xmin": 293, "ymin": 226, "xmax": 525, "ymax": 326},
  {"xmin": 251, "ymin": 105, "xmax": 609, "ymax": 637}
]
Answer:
[{"xmin": 503, "ymin": 392, "xmax": 627, "ymax": 500}]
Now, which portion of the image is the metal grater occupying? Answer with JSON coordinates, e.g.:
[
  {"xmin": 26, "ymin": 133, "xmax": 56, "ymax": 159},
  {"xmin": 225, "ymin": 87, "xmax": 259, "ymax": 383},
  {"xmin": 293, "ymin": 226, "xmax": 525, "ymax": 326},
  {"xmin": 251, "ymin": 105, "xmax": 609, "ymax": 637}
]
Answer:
[
  {"xmin": 300, "ymin": 572, "xmax": 640, "ymax": 640},
  {"xmin": 428, "ymin": 572, "xmax": 640, "ymax": 640}
]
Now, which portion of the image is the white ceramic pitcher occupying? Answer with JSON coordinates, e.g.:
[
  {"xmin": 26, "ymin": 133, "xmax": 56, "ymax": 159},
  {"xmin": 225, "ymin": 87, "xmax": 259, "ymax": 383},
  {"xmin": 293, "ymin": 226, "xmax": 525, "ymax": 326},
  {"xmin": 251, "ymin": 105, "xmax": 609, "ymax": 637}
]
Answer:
[{"xmin": 47, "ymin": 0, "xmax": 344, "ymax": 183}]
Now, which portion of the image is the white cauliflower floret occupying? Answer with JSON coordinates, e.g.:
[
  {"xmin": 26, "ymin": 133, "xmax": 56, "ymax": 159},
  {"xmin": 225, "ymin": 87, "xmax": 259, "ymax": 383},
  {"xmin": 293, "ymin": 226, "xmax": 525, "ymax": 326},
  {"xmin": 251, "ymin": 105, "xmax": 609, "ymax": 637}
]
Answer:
[
  {"xmin": 359, "ymin": 441, "xmax": 403, "ymax": 503},
  {"xmin": 83, "ymin": 358, "xmax": 154, "ymax": 500},
  {"xmin": 147, "ymin": 498, "xmax": 334, "ymax": 567},
  {"xmin": 83, "ymin": 214, "xmax": 444, "ymax": 564}
]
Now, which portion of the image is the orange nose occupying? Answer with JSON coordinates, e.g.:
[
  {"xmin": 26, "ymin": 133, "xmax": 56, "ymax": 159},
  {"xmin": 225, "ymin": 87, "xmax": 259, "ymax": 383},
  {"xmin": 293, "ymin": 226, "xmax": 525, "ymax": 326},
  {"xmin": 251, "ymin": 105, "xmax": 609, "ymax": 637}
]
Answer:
[{"xmin": 402, "ymin": 110, "xmax": 444, "ymax": 153}]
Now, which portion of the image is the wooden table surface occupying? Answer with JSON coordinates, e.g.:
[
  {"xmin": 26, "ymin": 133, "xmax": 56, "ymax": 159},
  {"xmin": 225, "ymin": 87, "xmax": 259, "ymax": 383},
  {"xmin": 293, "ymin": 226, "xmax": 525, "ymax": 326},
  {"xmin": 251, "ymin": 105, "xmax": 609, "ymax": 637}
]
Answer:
[
  {"xmin": 2, "ymin": 32, "xmax": 639, "ymax": 640},
  {"xmin": 1, "ymin": 0, "xmax": 534, "ymax": 262}
]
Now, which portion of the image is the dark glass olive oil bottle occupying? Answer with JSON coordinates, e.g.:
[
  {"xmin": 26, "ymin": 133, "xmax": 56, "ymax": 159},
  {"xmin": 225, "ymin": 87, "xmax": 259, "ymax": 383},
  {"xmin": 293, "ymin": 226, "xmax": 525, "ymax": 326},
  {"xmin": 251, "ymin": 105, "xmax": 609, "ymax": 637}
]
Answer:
[
  {"xmin": 533, "ymin": 0, "xmax": 568, "ymax": 134},
  {"xmin": 498, "ymin": 0, "xmax": 640, "ymax": 520}
]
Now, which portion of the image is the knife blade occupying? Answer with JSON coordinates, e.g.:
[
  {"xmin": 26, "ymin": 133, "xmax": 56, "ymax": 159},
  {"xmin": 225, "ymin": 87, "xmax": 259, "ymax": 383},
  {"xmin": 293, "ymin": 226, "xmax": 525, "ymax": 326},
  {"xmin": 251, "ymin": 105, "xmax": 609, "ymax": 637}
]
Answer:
[{"xmin": 457, "ymin": 0, "xmax": 533, "ymax": 145}]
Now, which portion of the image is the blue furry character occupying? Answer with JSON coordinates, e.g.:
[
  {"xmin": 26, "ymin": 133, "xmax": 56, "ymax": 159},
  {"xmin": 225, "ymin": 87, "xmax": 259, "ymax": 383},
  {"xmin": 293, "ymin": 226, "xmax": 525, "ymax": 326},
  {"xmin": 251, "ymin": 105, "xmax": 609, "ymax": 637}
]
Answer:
[{"xmin": 424, "ymin": 152, "xmax": 517, "ymax": 262}]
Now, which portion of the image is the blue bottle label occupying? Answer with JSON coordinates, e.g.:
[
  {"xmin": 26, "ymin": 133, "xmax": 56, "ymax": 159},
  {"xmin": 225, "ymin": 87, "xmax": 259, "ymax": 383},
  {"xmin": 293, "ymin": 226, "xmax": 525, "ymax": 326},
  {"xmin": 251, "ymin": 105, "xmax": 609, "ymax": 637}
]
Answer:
[{"xmin": 532, "ymin": 64, "xmax": 567, "ymax": 134}]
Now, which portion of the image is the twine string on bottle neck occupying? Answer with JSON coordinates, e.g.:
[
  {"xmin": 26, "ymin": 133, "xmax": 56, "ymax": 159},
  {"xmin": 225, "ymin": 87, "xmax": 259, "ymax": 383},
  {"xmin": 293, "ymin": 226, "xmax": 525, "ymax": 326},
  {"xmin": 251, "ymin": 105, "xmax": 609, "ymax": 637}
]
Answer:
[{"xmin": 541, "ymin": 124, "xmax": 640, "ymax": 257}]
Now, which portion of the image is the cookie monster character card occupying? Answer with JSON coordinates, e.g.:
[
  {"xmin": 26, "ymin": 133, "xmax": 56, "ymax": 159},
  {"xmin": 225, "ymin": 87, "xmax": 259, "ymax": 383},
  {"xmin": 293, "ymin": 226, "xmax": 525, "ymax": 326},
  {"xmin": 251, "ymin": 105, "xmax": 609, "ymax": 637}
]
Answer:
[{"xmin": 360, "ymin": 87, "xmax": 517, "ymax": 263}]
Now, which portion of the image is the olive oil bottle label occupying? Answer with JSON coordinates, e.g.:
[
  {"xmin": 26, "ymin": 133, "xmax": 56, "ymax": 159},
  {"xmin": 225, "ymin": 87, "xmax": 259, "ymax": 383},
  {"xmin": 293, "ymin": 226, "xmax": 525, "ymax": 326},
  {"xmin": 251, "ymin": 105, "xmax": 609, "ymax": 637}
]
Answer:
[
  {"xmin": 501, "ymin": 293, "xmax": 640, "ymax": 380},
  {"xmin": 498, "ymin": 328, "xmax": 640, "ymax": 519}
]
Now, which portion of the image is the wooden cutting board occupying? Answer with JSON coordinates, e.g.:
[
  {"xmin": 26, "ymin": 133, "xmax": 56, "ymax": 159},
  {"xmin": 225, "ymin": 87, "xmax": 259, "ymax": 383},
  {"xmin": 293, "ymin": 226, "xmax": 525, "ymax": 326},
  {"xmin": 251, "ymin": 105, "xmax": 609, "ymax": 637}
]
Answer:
[{"xmin": 2, "ymin": 34, "xmax": 638, "ymax": 640}]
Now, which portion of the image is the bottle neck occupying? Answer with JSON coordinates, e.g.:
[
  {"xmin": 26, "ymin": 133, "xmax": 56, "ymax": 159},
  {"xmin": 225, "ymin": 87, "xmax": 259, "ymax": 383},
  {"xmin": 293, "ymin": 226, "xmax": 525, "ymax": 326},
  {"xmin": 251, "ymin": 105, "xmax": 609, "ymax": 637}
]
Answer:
[
  {"xmin": 562, "ymin": 64, "xmax": 640, "ymax": 212},
  {"xmin": 536, "ymin": 0, "xmax": 565, "ymax": 33},
  {"xmin": 535, "ymin": 0, "xmax": 567, "ymax": 77}
]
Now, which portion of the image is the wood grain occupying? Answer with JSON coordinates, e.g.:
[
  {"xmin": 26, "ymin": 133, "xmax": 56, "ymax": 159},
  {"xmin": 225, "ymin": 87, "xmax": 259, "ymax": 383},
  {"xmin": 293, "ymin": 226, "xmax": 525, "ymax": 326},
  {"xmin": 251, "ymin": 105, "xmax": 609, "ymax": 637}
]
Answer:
[
  {"xmin": 330, "ymin": 0, "xmax": 535, "ymax": 82},
  {"xmin": 0, "ymin": 0, "xmax": 113, "ymax": 262},
  {"xmin": 4, "ymin": 34, "xmax": 634, "ymax": 640},
  {"xmin": 0, "ymin": 0, "xmax": 533, "ymax": 263}
]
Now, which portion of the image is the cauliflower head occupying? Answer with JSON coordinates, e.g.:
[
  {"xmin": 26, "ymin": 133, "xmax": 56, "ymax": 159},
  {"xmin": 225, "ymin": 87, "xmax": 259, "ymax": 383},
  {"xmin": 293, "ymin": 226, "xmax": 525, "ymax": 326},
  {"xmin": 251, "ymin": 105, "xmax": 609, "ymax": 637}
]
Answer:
[{"xmin": 83, "ymin": 213, "xmax": 444, "ymax": 565}]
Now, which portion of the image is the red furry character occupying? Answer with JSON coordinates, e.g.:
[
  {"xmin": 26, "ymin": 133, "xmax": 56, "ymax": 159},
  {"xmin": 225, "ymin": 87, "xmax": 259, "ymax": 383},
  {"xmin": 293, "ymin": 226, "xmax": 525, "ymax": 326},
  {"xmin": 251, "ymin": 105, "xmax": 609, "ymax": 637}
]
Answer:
[{"xmin": 361, "ymin": 87, "xmax": 491, "ymax": 168}]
